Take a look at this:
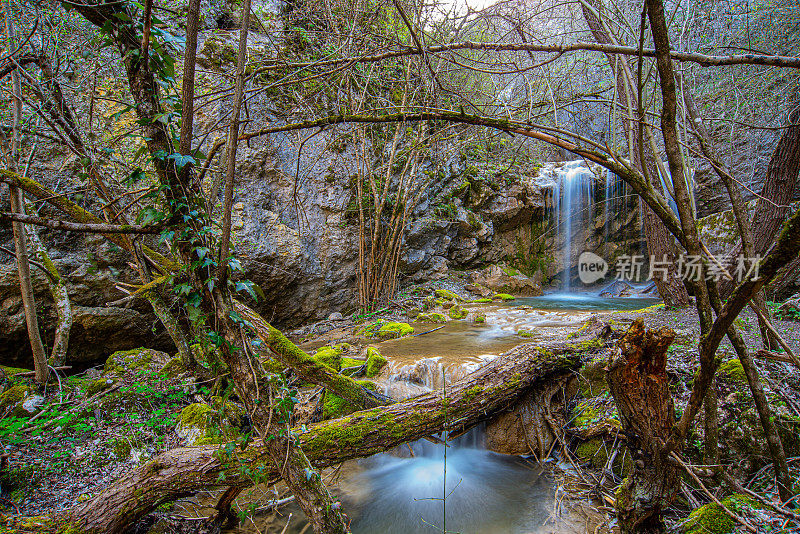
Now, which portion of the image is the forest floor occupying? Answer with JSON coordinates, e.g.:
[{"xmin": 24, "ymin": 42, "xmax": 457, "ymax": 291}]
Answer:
[{"xmin": 1, "ymin": 278, "xmax": 799, "ymax": 533}]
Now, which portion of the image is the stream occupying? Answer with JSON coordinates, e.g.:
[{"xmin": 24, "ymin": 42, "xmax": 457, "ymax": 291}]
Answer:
[{"xmin": 224, "ymin": 293, "xmax": 659, "ymax": 533}]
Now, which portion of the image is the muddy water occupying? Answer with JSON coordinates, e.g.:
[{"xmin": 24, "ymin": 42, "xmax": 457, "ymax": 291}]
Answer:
[{"xmin": 223, "ymin": 293, "xmax": 655, "ymax": 533}]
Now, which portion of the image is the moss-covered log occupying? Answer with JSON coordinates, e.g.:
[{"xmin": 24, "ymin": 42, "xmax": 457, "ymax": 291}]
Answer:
[
  {"xmin": 40, "ymin": 338, "xmax": 587, "ymax": 533},
  {"xmin": 234, "ymin": 300, "xmax": 392, "ymax": 410}
]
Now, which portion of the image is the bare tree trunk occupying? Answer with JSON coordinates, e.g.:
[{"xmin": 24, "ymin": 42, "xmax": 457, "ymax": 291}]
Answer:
[
  {"xmin": 607, "ymin": 319, "xmax": 679, "ymax": 534},
  {"xmin": 4, "ymin": 5, "xmax": 49, "ymax": 383},
  {"xmin": 25, "ymin": 224, "xmax": 72, "ymax": 366}
]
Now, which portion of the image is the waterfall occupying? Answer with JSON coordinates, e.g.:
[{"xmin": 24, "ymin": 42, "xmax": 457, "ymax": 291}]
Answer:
[
  {"xmin": 604, "ymin": 170, "xmax": 624, "ymax": 252},
  {"xmin": 552, "ymin": 161, "xmax": 596, "ymax": 291}
]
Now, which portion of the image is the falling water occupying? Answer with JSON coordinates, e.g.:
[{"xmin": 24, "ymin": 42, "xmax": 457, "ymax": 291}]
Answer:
[{"xmin": 552, "ymin": 161, "xmax": 596, "ymax": 292}]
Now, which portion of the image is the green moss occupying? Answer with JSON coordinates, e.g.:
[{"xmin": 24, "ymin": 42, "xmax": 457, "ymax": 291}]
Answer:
[
  {"xmin": 435, "ymin": 289, "xmax": 463, "ymax": 301},
  {"xmin": 575, "ymin": 438, "xmax": 630, "ymax": 474},
  {"xmin": 159, "ymin": 356, "xmax": 186, "ymax": 378},
  {"xmin": 177, "ymin": 399, "xmax": 245, "ymax": 446},
  {"xmin": 473, "ymin": 313, "xmax": 486, "ymax": 324},
  {"xmin": 502, "ymin": 265, "xmax": 520, "ymax": 276},
  {"xmin": 263, "ymin": 358, "xmax": 285, "ymax": 374},
  {"xmin": 179, "ymin": 403, "xmax": 213, "ymax": 427},
  {"xmin": 104, "ymin": 347, "xmax": 164, "ymax": 376},
  {"xmin": 340, "ymin": 357, "xmax": 365, "ymax": 374},
  {"xmin": 448, "ymin": 305, "xmax": 468, "ymax": 320},
  {"xmin": 470, "ymin": 298, "xmax": 492, "ymax": 303},
  {"xmin": 463, "ymin": 385, "xmax": 485, "ymax": 402},
  {"xmin": 417, "ymin": 312, "xmax": 447, "ymax": 323},
  {"xmin": 0, "ymin": 366, "xmax": 31, "ymax": 377},
  {"xmin": 517, "ymin": 330, "xmax": 535, "ymax": 338},
  {"xmin": 684, "ymin": 494, "xmax": 763, "ymax": 534},
  {"xmin": 718, "ymin": 359, "xmax": 747, "ymax": 383},
  {"xmin": 579, "ymin": 359, "xmax": 608, "ymax": 396},
  {"xmin": 323, "ymin": 380, "xmax": 378, "ymax": 419},
  {"xmin": 313, "ymin": 346, "xmax": 343, "ymax": 371},
  {"xmin": 376, "ymin": 322, "xmax": 414, "ymax": 339},
  {"xmin": 365, "ymin": 347, "xmax": 388, "ymax": 378},
  {"xmin": 573, "ymin": 401, "xmax": 599, "ymax": 428},
  {"xmin": 0, "ymin": 384, "xmax": 29, "ymax": 413},
  {"xmin": 492, "ymin": 293, "xmax": 515, "ymax": 301},
  {"xmin": 85, "ymin": 378, "xmax": 114, "ymax": 398}
]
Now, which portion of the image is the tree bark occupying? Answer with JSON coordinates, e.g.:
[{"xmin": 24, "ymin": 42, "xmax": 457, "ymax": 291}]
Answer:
[
  {"xmin": 24, "ymin": 224, "xmax": 72, "ymax": 367},
  {"xmin": 718, "ymin": 107, "xmax": 800, "ymax": 298},
  {"xmin": 52, "ymin": 339, "xmax": 584, "ymax": 533},
  {"xmin": 607, "ymin": 318, "xmax": 679, "ymax": 534}
]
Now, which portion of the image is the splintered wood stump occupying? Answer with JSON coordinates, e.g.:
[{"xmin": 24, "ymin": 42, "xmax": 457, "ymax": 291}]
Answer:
[
  {"xmin": 50, "ymin": 338, "xmax": 591, "ymax": 534},
  {"xmin": 607, "ymin": 318, "xmax": 678, "ymax": 534}
]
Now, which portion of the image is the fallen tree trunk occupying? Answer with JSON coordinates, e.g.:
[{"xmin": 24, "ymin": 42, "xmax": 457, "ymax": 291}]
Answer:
[{"xmin": 36, "ymin": 339, "xmax": 589, "ymax": 533}]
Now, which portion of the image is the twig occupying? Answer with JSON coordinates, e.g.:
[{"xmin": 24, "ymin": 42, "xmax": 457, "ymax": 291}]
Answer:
[
  {"xmin": 749, "ymin": 304, "xmax": 800, "ymax": 370},
  {"xmin": 14, "ymin": 366, "xmax": 71, "ymax": 377},
  {"xmin": 413, "ymin": 325, "xmax": 446, "ymax": 337}
]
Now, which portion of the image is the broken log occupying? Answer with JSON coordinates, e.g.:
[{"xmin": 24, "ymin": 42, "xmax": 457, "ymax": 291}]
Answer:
[
  {"xmin": 28, "ymin": 338, "xmax": 593, "ymax": 534},
  {"xmin": 607, "ymin": 318, "xmax": 679, "ymax": 534}
]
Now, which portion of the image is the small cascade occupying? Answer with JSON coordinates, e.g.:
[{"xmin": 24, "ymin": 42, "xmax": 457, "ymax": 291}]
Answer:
[
  {"xmin": 551, "ymin": 161, "xmax": 596, "ymax": 291},
  {"xmin": 604, "ymin": 170, "xmax": 620, "ymax": 247},
  {"xmin": 378, "ymin": 357, "xmax": 488, "ymax": 400}
]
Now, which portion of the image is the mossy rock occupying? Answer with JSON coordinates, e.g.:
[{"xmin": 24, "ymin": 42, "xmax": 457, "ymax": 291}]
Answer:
[
  {"xmin": 517, "ymin": 330, "xmax": 535, "ymax": 338},
  {"xmin": 365, "ymin": 347, "xmax": 387, "ymax": 378},
  {"xmin": 0, "ymin": 366, "xmax": 31, "ymax": 379},
  {"xmin": 0, "ymin": 383, "xmax": 30, "ymax": 414},
  {"xmin": 435, "ymin": 289, "xmax": 463, "ymax": 302},
  {"xmin": 417, "ymin": 312, "xmax": 447, "ymax": 323},
  {"xmin": 473, "ymin": 313, "xmax": 486, "ymax": 324},
  {"xmin": 718, "ymin": 359, "xmax": 747, "ymax": 383},
  {"xmin": 470, "ymin": 298, "xmax": 492, "ymax": 303},
  {"xmin": 448, "ymin": 305, "xmax": 468, "ymax": 320},
  {"xmin": 314, "ymin": 346, "xmax": 344, "ymax": 370},
  {"xmin": 198, "ymin": 35, "xmax": 237, "ymax": 69},
  {"xmin": 492, "ymin": 293, "xmax": 515, "ymax": 301},
  {"xmin": 376, "ymin": 322, "xmax": 414, "ymax": 339},
  {"xmin": 104, "ymin": 348, "xmax": 170, "ymax": 377},
  {"xmin": 110, "ymin": 437, "xmax": 143, "ymax": 460},
  {"xmin": 356, "ymin": 321, "xmax": 414, "ymax": 340},
  {"xmin": 683, "ymin": 494, "xmax": 764, "ymax": 534},
  {"xmin": 323, "ymin": 380, "xmax": 377, "ymax": 419},
  {"xmin": 85, "ymin": 378, "xmax": 115, "ymax": 398},
  {"xmin": 159, "ymin": 356, "xmax": 187, "ymax": 379}
]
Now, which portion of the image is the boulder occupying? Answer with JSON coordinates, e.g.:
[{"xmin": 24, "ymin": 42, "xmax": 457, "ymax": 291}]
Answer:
[{"xmin": 469, "ymin": 264, "xmax": 543, "ymax": 296}]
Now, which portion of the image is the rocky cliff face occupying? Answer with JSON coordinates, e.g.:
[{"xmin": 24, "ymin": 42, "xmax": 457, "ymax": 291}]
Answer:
[{"xmin": 0, "ymin": 0, "xmax": 636, "ymax": 368}]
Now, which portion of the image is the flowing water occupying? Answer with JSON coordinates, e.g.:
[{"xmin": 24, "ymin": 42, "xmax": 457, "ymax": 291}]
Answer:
[
  {"xmin": 222, "ymin": 293, "xmax": 657, "ymax": 533},
  {"xmin": 549, "ymin": 162, "xmax": 597, "ymax": 291}
]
